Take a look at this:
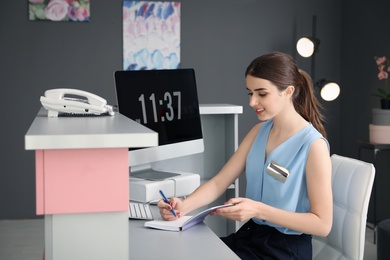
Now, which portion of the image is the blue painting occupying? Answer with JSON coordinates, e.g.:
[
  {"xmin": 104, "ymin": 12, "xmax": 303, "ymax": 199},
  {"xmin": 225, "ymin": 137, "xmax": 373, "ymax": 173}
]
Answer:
[{"xmin": 123, "ymin": 1, "xmax": 180, "ymax": 70}]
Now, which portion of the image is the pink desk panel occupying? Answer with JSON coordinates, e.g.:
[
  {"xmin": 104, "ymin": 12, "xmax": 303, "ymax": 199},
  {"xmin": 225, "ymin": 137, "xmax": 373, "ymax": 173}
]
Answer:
[{"xmin": 35, "ymin": 148, "xmax": 129, "ymax": 215}]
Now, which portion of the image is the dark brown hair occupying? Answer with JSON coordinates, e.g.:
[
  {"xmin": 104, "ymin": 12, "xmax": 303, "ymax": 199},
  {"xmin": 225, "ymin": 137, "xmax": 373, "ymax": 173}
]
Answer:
[{"xmin": 245, "ymin": 51, "xmax": 327, "ymax": 138}]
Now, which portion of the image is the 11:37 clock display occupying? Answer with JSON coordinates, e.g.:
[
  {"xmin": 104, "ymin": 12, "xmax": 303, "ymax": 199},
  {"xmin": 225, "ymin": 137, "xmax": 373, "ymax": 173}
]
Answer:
[{"xmin": 137, "ymin": 91, "xmax": 181, "ymax": 124}]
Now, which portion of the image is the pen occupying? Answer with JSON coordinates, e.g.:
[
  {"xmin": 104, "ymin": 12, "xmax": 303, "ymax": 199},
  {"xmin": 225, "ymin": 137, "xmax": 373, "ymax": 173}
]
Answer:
[{"xmin": 159, "ymin": 189, "xmax": 177, "ymax": 217}]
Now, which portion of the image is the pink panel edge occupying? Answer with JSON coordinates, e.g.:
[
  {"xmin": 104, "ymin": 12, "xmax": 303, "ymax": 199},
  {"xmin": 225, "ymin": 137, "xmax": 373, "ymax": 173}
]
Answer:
[{"xmin": 35, "ymin": 150, "xmax": 44, "ymax": 215}]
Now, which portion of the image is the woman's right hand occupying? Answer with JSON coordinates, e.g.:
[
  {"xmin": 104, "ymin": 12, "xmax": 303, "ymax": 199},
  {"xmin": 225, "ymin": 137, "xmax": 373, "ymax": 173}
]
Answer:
[{"xmin": 157, "ymin": 197, "xmax": 183, "ymax": 220}]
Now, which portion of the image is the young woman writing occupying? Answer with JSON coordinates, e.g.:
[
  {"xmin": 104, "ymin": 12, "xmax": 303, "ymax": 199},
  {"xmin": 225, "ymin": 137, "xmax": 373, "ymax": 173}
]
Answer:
[{"xmin": 158, "ymin": 51, "xmax": 333, "ymax": 259}]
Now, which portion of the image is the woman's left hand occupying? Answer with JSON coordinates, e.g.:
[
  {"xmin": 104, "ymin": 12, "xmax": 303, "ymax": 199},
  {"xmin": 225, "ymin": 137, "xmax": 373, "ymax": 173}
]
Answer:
[{"xmin": 210, "ymin": 197, "xmax": 262, "ymax": 222}]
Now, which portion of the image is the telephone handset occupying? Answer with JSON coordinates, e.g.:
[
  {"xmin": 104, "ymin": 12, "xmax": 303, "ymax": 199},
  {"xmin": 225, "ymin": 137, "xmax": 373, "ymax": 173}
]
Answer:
[{"xmin": 40, "ymin": 88, "xmax": 115, "ymax": 117}]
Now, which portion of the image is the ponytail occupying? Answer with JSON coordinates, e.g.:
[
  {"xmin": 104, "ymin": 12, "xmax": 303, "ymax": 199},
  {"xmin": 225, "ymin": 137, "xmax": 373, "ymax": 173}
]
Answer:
[{"xmin": 295, "ymin": 70, "xmax": 327, "ymax": 138}]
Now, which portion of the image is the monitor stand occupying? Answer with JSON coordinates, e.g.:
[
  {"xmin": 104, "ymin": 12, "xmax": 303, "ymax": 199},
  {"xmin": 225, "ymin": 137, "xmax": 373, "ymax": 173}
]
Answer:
[{"xmin": 130, "ymin": 168, "xmax": 180, "ymax": 181}]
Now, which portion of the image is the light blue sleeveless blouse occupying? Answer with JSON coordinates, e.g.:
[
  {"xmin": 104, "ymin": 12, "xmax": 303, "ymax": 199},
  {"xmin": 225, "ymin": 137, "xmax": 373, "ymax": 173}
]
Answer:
[{"xmin": 245, "ymin": 119, "xmax": 329, "ymax": 234}]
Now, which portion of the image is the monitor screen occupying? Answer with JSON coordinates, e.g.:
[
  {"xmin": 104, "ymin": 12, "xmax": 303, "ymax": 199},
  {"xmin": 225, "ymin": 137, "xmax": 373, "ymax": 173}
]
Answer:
[{"xmin": 114, "ymin": 69, "xmax": 204, "ymax": 176}]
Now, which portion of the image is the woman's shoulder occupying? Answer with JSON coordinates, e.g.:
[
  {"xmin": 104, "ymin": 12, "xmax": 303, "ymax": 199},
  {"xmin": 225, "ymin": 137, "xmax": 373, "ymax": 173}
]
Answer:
[
  {"xmin": 241, "ymin": 121, "xmax": 264, "ymax": 144},
  {"xmin": 249, "ymin": 121, "xmax": 266, "ymax": 134}
]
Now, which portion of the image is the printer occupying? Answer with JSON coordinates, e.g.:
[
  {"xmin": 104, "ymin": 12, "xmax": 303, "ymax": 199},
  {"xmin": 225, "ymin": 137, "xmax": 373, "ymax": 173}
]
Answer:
[{"xmin": 129, "ymin": 169, "xmax": 200, "ymax": 203}]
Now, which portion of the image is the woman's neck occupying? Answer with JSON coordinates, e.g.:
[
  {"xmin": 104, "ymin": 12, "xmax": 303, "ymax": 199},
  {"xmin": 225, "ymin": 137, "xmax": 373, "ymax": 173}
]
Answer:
[{"xmin": 272, "ymin": 108, "xmax": 308, "ymax": 135}]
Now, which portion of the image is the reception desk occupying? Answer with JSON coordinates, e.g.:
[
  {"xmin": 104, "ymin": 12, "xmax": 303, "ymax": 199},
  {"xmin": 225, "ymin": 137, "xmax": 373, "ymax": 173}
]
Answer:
[{"xmin": 25, "ymin": 108, "xmax": 158, "ymax": 260}]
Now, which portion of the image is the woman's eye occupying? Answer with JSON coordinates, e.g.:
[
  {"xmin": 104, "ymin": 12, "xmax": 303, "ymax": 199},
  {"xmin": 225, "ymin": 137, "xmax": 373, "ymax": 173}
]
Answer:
[{"xmin": 247, "ymin": 92, "xmax": 267, "ymax": 97}]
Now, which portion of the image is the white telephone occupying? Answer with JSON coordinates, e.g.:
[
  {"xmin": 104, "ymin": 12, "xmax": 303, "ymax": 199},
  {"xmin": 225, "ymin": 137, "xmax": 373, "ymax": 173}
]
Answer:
[{"xmin": 40, "ymin": 88, "xmax": 115, "ymax": 117}]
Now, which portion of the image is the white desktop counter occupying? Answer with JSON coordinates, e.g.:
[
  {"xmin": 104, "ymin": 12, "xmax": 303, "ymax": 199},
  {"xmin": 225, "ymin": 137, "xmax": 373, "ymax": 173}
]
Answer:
[
  {"xmin": 25, "ymin": 108, "xmax": 157, "ymax": 150},
  {"xmin": 25, "ymin": 108, "xmax": 157, "ymax": 260},
  {"xmin": 129, "ymin": 206, "xmax": 240, "ymax": 259}
]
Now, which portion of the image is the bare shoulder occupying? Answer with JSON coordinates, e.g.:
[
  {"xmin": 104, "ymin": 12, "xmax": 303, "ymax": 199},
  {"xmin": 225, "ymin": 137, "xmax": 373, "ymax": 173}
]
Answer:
[
  {"xmin": 236, "ymin": 122, "xmax": 263, "ymax": 151},
  {"xmin": 309, "ymin": 138, "xmax": 329, "ymax": 157},
  {"xmin": 307, "ymin": 138, "xmax": 331, "ymax": 175},
  {"xmin": 244, "ymin": 122, "xmax": 263, "ymax": 141},
  {"xmin": 248, "ymin": 122, "xmax": 263, "ymax": 135}
]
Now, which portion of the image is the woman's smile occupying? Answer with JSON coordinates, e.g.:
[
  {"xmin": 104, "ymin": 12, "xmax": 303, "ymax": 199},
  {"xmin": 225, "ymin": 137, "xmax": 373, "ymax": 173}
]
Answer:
[{"xmin": 255, "ymin": 107, "xmax": 264, "ymax": 115}]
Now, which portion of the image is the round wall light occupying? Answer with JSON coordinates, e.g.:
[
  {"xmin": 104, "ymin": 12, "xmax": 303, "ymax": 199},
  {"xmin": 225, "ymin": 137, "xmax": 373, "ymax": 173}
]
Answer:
[
  {"xmin": 320, "ymin": 81, "xmax": 340, "ymax": 101},
  {"xmin": 296, "ymin": 37, "xmax": 319, "ymax": 58}
]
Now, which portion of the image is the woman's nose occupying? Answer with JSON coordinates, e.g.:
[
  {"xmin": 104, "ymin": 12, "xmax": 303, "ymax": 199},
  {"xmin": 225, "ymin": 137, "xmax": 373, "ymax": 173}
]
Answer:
[{"xmin": 249, "ymin": 96, "xmax": 257, "ymax": 107}]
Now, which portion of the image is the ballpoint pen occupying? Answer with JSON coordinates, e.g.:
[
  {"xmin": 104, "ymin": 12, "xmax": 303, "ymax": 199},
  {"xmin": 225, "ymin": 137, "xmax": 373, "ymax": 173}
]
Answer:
[{"xmin": 159, "ymin": 189, "xmax": 177, "ymax": 217}]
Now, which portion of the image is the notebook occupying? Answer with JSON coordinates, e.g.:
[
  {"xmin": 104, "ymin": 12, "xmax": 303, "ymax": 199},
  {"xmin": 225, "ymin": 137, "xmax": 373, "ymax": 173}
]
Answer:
[{"xmin": 144, "ymin": 204, "xmax": 235, "ymax": 231}]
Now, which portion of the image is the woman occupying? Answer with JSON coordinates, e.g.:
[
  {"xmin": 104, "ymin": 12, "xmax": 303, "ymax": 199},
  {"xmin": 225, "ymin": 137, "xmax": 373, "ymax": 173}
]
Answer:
[{"xmin": 158, "ymin": 51, "xmax": 333, "ymax": 259}]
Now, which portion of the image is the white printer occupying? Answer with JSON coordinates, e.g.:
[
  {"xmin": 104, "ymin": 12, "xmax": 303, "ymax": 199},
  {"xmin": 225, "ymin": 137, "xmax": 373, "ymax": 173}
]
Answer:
[{"xmin": 129, "ymin": 169, "xmax": 200, "ymax": 203}]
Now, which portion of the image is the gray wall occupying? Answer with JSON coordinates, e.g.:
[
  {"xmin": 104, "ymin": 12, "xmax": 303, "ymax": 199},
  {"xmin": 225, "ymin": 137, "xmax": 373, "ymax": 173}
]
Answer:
[
  {"xmin": 0, "ymin": 0, "xmax": 346, "ymax": 219},
  {"xmin": 340, "ymin": 0, "xmax": 390, "ymax": 157},
  {"xmin": 340, "ymin": 0, "xmax": 390, "ymax": 224}
]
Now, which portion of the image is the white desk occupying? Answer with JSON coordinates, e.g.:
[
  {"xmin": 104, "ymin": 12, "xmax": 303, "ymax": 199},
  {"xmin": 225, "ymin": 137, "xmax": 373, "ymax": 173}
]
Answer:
[
  {"xmin": 129, "ymin": 206, "xmax": 240, "ymax": 259},
  {"xmin": 25, "ymin": 108, "xmax": 158, "ymax": 260}
]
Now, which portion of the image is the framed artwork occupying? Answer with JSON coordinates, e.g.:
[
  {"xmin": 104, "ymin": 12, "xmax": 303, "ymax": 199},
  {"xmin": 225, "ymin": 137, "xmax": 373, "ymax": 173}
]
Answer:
[
  {"xmin": 123, "ymin": 1, "xmax": 180, "ymax": 70},
  {"xmin": 29, "ymin": 0, "xmax": 90, "ymax": 22}
]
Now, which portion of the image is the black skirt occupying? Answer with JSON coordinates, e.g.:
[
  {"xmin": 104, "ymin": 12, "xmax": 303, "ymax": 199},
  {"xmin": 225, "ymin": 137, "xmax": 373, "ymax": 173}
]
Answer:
[{"xmin": 220, "ymin": 219, "xmax": 312, "ymax": 260}]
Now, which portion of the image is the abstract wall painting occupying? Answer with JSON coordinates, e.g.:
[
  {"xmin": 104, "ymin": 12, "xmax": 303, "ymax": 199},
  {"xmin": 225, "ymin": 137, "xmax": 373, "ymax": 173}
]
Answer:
[
  {"xmin": 123, "ymin": 1, "xmax": 180, "ymax": 70},
  {"xmin": 29, "ymin": 0, "xmax": 90, "ymax": 22}
]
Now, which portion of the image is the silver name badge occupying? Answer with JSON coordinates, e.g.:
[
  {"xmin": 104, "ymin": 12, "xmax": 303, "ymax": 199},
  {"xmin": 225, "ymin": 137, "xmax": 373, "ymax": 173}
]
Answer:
[{"xmin": 266, "ymin": 160, "xmax": 290, "ymax": 183}]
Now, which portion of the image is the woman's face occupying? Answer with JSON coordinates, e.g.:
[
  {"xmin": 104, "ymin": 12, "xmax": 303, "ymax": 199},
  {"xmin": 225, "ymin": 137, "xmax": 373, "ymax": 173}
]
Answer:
[{"xmin": 246, "ymin": 75, "xmax": 290, "ymax": 121}]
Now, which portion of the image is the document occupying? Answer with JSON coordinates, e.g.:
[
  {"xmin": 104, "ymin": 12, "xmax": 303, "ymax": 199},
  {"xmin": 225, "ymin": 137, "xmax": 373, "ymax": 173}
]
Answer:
[{"xmin": 144, "ymin": 204, "xmax": 235, "ymax": 231}]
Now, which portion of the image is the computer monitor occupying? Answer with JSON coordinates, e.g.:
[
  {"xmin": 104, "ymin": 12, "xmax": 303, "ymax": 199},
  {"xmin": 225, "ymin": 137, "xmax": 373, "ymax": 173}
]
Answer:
[{"xmin": 114, "ymin": 68, "xmax": 204, "ymax": 180}]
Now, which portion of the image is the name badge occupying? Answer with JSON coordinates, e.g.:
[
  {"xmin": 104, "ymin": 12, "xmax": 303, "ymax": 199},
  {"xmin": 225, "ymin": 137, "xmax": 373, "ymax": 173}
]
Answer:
[{"xmin": 266, "ymin": 160, "xmax": 290, "ymax": 183}]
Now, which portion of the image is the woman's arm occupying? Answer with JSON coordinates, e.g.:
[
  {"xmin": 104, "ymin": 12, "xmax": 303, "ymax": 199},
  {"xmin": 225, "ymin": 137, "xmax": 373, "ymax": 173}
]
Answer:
[
  {"xmin": 158, "ymin": 123, "xmax": 262, "ymax": 218},
  {"xmin": 217, "ymin": 138, "xmax": 333, "ymax": 236}
]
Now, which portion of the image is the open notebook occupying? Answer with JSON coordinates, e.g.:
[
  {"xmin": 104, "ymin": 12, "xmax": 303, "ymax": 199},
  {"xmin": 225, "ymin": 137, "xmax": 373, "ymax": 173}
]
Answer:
[{"xmin": 144, "ymin": 204, "xmax": 235, "ymax": 231}]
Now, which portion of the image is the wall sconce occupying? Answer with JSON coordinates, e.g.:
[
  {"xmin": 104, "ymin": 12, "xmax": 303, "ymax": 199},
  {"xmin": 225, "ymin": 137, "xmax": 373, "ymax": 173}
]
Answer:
[
  {"xmin": 296, "ymin": 37, "xmax": 320, "ymax": 58},
  {"xmin": 296, "ymin": 15, "xmax": 340, "ymax": 101},
  {"xmin": 316, "ymin": 79, "xmax": 340, "ymax": 101}
]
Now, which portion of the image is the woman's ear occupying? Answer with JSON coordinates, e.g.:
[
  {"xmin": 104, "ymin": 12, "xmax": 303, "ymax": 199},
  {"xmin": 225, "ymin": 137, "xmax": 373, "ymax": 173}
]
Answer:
[{"xmin": 285, "ymin": 85, "xmax": 295, "ymax": 96}]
